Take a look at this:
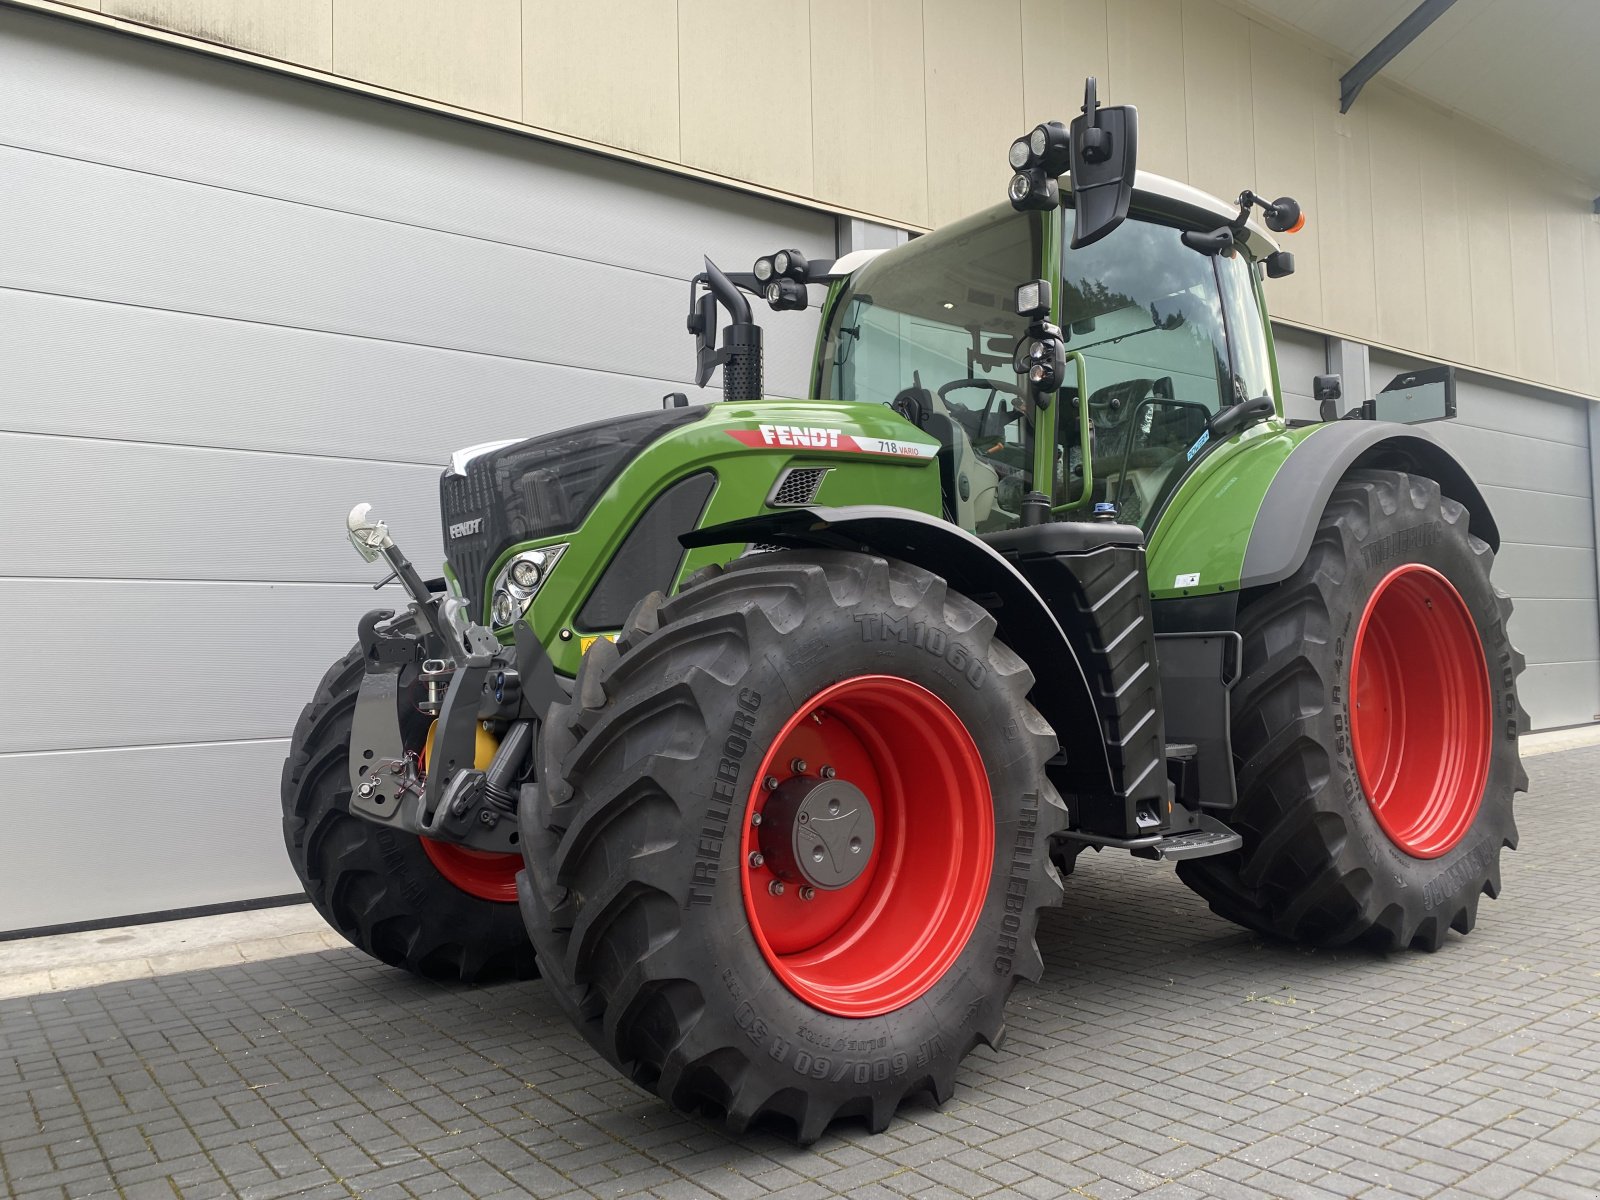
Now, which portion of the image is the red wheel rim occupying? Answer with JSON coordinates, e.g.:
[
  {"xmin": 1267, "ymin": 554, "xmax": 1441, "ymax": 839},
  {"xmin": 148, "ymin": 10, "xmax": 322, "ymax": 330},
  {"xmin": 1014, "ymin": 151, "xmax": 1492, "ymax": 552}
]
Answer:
[
  {"xmin": 417, "ymin": 723, "xmax": 522, "ymax": 903},
  {"xmin": 419, "ymin": 839, "xmax": 521, "ymax": 903},
  {"xmin": 740, "ymin": 676, "xmax": 993, "ymax": 1018},
  {"xmin": 1350, "ymin": 563, "xmax": 1492, "ymax": 858}
]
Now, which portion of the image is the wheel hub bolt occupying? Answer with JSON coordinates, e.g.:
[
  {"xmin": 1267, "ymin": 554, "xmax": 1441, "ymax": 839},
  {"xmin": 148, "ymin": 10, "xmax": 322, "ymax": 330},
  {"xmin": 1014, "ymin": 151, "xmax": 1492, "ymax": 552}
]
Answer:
[
  {"xmin": 764, "ymin": 776, "xmax": 779, "ymax": 791},
  {"xmin": 748, "ymin": 851, "xmax": 764, "ymax": 868},
  {"xmin": 799, "ymin": 886, "xmax": 815, "ymax": 901},
  {"xmin": 798, "ymin": 812, "xmax": 810, "ymax": 824},
  {"xmin": 790, "ymin": 758, "xmax": 808, "ymax": 775},
  {"xmin": 750, "ymin": 812, "xmax": 763, "ymax": 826},
  {"xmin": 768, "ymin": 880, "xmax": 785, "ymax": 897},
  {"xmin": 820, "ymin": 765, "xmax": 836, "ymax": 780}
]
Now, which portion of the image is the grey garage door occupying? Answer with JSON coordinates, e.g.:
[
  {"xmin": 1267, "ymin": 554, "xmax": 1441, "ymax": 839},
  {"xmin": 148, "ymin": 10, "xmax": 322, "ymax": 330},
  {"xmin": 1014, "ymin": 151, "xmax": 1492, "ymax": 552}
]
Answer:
[
  {"xmin": 1367, "ymin": 350, "xmax": 1600, "ymax": 733},
  {"xmin": 1273, "ymin": 320, "xmax": 1599, "ymax": 732},
  {"xmin": 0, "ymin": 7, "xmax": 832, "ymax": 932}
]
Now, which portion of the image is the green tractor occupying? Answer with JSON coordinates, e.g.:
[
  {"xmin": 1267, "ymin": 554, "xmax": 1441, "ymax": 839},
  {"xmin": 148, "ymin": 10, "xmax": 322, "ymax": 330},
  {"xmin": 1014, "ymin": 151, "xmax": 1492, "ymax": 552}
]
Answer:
[{"xmin": 282, "ymin": 81, "xmax": 1527, "ymax": 1141}]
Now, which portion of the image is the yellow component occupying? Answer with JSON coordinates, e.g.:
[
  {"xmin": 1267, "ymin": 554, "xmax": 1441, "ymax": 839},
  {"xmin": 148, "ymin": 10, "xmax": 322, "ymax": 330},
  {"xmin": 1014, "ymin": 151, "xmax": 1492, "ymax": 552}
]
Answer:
[
  {"xmin": 420, "ymin": 719, "xmax": 499, "ymax": 773},
  {"xmin": 579, "ymin": 633, "xmax": 617, "ymax": 654}
]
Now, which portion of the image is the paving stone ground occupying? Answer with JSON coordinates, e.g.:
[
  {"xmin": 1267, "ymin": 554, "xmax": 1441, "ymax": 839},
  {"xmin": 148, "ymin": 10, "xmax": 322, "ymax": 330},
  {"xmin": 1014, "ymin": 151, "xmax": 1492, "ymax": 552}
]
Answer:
[{"xmin": 3, "ymin": 745, "xmax": 1599, "ymax": 1199}]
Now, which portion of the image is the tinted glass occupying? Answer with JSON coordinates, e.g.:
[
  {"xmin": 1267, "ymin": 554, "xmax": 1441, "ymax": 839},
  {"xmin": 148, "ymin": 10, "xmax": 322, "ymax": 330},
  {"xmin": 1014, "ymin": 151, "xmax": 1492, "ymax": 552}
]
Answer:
[
  {"xmin": 819, "ymin": 207, "xmax": 1043, "ymax": 532},
  {"xmin": 1057, "ymin": 217, "xmax": 1231, "ymax": 528}
]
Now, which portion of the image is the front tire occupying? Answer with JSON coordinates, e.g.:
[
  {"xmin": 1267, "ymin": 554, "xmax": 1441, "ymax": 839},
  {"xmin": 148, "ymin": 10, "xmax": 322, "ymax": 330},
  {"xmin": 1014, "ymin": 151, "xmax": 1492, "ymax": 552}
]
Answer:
[
  {"xmin": 280, "ymin": 643, "xmax": 537, "ymax": 982},
  {"xmin": 519, "ymin": 551, "xmax": 1066, "ymax": 1142},
  {"xmin": 1178, "ymin": 470, "xmax": 1528, "ymax": 950}
]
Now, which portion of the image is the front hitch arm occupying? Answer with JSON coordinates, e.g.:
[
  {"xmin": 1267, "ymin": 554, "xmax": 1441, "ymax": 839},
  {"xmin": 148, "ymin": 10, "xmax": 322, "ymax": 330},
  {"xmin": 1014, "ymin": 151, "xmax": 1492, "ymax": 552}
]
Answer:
[{"xmin": 342, "ymin": 505, "xmax": 533, "ymax": 854}]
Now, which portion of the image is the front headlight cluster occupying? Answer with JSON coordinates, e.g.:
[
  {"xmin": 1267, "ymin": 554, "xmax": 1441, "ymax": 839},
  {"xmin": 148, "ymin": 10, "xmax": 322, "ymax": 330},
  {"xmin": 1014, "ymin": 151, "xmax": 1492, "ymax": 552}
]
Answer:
[{"xmin": 489, "ymin": 544, "xmax": 567, "ymax": 628}]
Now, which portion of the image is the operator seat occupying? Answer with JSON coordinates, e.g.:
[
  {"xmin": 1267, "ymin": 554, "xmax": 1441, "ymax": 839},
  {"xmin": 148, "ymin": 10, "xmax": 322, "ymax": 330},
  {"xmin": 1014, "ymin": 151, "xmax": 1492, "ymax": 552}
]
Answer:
[{"xmin": 890, "ymin": 382, "xmax": 1000, "ymax": 531}]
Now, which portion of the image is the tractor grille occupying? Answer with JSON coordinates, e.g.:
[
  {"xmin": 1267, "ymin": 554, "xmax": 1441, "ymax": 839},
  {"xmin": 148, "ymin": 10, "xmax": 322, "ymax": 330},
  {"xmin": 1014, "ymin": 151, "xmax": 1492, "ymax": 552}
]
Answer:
[{"xmin": 770, "ymin": 466, "xmax": 829, "ymax": 507}]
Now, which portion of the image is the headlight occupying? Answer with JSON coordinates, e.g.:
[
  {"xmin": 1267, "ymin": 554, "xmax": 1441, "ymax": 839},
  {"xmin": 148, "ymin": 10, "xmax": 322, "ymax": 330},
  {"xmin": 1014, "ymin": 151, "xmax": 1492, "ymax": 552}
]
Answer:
[
  {"xmin": 491, "ymin": 589, "xmax": 515, "ymax": 627},
  {"xmin": 510, "ymin": 557, "xmax": 542, "ymax": 588},
  {"xmin": 773, "ymin": 250, "xmax": 790, "ymax": 276},
  {"xmin": 1029, "ymin": 126, "xmax": 1048, "ymax": 158},
  {"xmin": 753, "ymin": 256, "xmax": 774, "ymax": 282},
  {"xmin": 488, "ymin": 544, "xmax": 567, "ymax": 626},
  {"xmin": 1008, "ymin": 137, "xmax": 1033, "ymax": 170}
]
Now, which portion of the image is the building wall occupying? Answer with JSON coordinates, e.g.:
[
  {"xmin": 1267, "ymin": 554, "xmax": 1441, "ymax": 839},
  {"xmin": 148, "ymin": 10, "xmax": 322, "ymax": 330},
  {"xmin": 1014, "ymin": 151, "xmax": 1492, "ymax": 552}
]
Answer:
[
  {"xmin": 0, "ymin": 5, "xmax": 828, "ymax": 932},
  {"xmin": 32, "ymin": 0, "xmax": 1600, "ymax": 403}
]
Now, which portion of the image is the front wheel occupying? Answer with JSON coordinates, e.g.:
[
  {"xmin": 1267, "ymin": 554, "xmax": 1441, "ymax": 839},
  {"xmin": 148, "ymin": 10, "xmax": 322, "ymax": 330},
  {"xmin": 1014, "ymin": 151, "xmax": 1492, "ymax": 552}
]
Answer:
[
  {"xmin": 280, "ymin": 641, "xmax": 537, "ymax": 982},
  {"xmin": 1178, "ymin": 470, "xmax": 1528, "ymax": 950},
  {"xmin": 519, "ymin": 551, "xmax": 1066, "ymax": 1142}
]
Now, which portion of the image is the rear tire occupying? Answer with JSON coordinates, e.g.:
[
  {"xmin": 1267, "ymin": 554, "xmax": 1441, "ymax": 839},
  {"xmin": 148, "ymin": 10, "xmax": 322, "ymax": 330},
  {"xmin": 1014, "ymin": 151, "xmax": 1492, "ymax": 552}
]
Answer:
[
  {"xmin": 519, "ymin": 551, "xmax": 1066, "ymax": 1142},
  {"xmin": 280, "ymin": 642, "xmax": 537, "ymax": 983},
  {"xmin": 1177, "ymin": 470, "xmax": 1528, "ymax": 950}
]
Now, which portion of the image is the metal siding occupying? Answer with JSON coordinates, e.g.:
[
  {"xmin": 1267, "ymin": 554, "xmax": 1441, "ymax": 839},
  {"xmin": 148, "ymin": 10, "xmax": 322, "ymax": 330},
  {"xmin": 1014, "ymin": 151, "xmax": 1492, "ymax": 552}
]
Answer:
[
  {"xmin": 0, "ymin": 10, "xmax": 830, "ymax": 930},
  {"xmin": 0, "ymin": 742, "xmax": 302, "ymax": 932},
  {"xmin": 1369, "ymin": 350, "xmax": 1599, "ymax": 731},
  {"xmin": 1270, "ymin": 324, "xmax": 1327, "ymax": 423}
]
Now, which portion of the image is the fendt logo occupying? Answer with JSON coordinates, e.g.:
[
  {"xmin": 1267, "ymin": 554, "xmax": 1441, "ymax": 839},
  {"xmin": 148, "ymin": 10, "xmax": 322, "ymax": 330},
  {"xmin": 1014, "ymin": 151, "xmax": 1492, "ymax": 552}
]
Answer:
[
  {"xmin": 448, "ymin": 517, "xmax": 484, "ymax": 539},
  {"xmin": 757, "ymin": 424, "xmax": 842, "ymax": 448}
]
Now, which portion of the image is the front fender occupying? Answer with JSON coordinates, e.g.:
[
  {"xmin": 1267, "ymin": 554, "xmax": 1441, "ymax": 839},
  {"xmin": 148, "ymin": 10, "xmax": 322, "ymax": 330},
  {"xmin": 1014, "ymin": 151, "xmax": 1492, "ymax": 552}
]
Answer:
[{"xmin": 682, "ymin": 506, "xmax": 1117, "ymax": 798}]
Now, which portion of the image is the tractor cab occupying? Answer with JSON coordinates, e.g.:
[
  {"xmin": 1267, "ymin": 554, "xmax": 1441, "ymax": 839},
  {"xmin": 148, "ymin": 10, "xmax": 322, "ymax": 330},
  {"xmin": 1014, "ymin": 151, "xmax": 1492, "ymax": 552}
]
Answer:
[{"xmin": 812, "ymin": 184, "xmax": 1288, "ymax": 533}]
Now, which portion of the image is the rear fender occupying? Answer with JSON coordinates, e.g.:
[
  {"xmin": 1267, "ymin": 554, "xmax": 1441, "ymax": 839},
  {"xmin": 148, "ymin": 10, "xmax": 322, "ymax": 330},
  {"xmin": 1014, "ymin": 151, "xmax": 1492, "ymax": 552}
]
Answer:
[
  {"xmin": 682, "ymin": 506, "xmax": 1116, "ymax": 798},
  {"xmin": 1240, "ymin": 423, "xmax": 1499, "ymax": 589}
]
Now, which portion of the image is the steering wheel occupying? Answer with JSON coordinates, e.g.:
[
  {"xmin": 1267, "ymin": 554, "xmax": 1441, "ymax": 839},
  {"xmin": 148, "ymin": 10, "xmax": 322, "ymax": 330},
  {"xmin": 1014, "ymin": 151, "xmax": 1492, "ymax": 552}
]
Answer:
[{"xmin": 938, "ymin": 378, "xmax": 1023, "ymax": 441}]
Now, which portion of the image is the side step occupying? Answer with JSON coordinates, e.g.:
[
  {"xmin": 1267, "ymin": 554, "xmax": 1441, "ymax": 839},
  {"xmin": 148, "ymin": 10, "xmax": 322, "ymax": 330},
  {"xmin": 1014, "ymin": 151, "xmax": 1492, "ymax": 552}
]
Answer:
[{"xmin": 1057, "ymin": 813, "xmax": 1243, "ymax": 862}]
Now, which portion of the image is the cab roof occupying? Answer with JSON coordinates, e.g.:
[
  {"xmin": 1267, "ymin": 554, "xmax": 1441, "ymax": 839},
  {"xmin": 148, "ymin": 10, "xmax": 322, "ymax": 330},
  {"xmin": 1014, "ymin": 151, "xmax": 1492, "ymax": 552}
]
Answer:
[{"xmin": 828, "ymin": 170, "xmax": 1283, "ymax": 278}]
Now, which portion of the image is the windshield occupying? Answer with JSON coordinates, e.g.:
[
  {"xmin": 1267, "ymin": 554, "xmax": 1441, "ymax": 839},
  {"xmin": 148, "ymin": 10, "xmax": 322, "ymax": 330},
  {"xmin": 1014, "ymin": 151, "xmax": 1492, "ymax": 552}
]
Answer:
[
  {"xmin": 818, "ymin": 207, "xmax": 1043, "ymax": 532},
  {"xmin": 1058, "ymin": 215, "xmax": 1275, "ymax": 528}
]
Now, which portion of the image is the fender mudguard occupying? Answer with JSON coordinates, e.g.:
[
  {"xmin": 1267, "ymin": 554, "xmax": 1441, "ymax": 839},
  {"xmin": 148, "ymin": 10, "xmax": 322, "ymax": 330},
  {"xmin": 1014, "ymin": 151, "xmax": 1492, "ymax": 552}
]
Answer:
[
  {"xmin": 681, "ymin": 505, "xmax": 1118, "ymax": 799},
  {"xmin": 1239, "ymin": 422, "xmax": 1499, "ymax": 590}
]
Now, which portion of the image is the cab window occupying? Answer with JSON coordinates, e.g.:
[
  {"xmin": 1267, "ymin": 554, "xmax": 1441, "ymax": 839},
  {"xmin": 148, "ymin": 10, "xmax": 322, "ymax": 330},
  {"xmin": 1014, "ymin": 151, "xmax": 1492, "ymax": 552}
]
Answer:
[{"xmin": 1057, "ymin": 216, "xmax": 1241, "ymax": 528}]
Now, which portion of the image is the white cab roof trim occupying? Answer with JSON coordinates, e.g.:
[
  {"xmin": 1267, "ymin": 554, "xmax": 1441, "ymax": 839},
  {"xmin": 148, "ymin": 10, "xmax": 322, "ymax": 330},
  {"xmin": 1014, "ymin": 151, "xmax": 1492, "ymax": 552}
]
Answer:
[{"xmin": 824, "ymin": 248, "xmax": 889, "ymax": 278}]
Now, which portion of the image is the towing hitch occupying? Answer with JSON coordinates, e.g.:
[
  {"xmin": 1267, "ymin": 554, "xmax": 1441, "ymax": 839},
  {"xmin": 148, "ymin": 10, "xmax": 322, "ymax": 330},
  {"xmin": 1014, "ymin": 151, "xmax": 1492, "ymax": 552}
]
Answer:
[{"xmin": 340, "ymin": 504, "xmax": 565, "ymax": 853}]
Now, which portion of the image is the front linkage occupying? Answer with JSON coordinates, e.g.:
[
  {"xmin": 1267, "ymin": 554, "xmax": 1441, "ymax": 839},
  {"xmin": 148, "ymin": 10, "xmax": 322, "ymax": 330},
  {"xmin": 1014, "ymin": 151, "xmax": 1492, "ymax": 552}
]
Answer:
[{"xmin": 343, "ymin": 504, "xmax": 566, "ymax": 854}]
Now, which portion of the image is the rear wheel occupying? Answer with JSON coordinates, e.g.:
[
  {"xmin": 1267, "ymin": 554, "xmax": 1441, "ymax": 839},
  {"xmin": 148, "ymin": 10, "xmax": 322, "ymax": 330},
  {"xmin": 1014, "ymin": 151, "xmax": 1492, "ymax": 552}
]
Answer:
[
  {"xmin": 519, "ymin": 551, "xmax": 1066, "ymax": 1142},
  {"xmin": 281, "ymin": 640, "xmax": 536, "ymax": 982},
  {"xmin": 1177, "ymin": 470, "xmax": 1527, "ymax": 950}
]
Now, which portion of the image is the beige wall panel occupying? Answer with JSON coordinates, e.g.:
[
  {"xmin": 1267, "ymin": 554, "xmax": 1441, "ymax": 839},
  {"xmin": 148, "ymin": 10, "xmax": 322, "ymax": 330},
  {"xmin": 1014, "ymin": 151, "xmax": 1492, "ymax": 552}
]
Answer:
[
  {"xmin": 1459, "ymin": 129, "xmax": 1516, "ymax": 374},
  {"xmin": 1506, "ymin": 166, "xmax": 1557, "ymax": 386},
  {"xmin": 1246, "ymin": 20, "xmax": 1322, "ymax": 328},
  {"xmin": 1020, "ymin": 0, "xmax": 1109, "ymax": 129},
  {"xmin": 679, "ymin": 1, "xmax": 813, "ymax": 198},
  {"xmin": 1414, "ymin": 103, "xmax": 1474, "ymax": 366},
  {"xmin": 332, "ymin": 0, "xmax": 520, "ymax": 119},
  {"xmin": 1585, "ymin": 214, "xmax": 1600, "ymax": 398},
  {"xmin": 521, "ymin": 0, "xmax": 678, "ymax": 161},
  {"xmin": 810, "ymin": 0, "xmax": 927, "ymax": 225},
  {"xmin": 923, "ymin": 0, "xmax": 1023, "ymax": 225},
  {"xmin": 1540, "ymin": 173, "xmax": 1593, "ymax": 395},
  {"xmin": 1364, "ymin": 87, "xmax": 1427, "ymax": 355},
  {"xmin": 1106, "ymin": 0, "xmax": 1186, "ymax": 181},
  {"xmin": 1310, "ymin": 56, "xmax": 1376, "ymax": 339},
  {"xmin": 1179, "ymin": 0, "xmax": 1253, "ymax": 204},
  {"xmin": 104, "ymin": 0, "xmax": 331, "ymax": 68}
]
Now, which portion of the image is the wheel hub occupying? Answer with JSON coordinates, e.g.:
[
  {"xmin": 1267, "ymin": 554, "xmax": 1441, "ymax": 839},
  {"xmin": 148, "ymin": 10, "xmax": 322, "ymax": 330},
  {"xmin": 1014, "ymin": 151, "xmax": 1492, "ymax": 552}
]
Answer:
[{"xmin": 760, "ymin": 776, "xmax": 876, "ymax": 891}]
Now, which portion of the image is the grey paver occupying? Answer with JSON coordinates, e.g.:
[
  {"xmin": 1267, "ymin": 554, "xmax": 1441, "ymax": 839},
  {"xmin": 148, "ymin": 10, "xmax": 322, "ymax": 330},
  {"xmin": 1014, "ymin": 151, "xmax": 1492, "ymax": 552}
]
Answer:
[{"xmin": 3, "ymin": 745, "xmax": 1600, "ymax": 1198}]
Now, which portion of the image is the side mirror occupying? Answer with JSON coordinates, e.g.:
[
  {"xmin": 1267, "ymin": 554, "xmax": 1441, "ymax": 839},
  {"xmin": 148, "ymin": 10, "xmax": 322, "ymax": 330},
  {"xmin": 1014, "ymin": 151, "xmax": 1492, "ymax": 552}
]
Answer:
[
  {"xmin": 1373, "ymin": 365, "xmax": 1456, "ymax": 424},
  {"xmin": 1069, "ymin": 77, "xmax": 1138, "ymax": 248}
]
